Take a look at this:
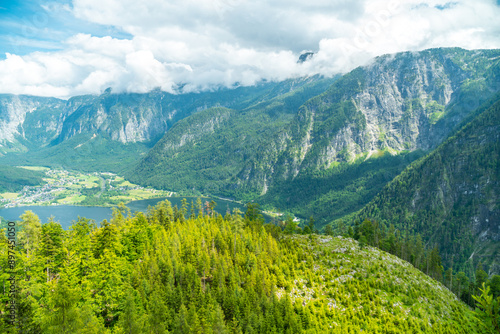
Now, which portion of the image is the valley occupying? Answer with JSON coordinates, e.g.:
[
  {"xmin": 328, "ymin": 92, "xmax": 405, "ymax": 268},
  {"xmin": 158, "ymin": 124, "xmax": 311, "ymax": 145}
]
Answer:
[
  {"xmin": 0, "ymin": 47, "xmax": 498, "ymax": 333},
  {"xmin": 0, "ymin": 167, "xmax": 170, "ymax": 208},
  {"xmin": 2, "ymin": 0, "xmax": 500, "ymax": 331}
]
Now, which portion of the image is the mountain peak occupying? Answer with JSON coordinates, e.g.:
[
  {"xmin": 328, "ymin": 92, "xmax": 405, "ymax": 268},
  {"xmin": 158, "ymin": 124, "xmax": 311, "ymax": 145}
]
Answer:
[{"xmin": 298, "ymin": 51, "xmax": 315, "ymax": 63}]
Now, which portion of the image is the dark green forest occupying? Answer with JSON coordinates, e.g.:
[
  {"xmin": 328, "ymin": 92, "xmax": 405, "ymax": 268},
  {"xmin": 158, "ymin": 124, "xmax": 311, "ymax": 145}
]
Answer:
[
  {"xmin": 0, "ymin": 166, "xmax": 44, "ymax": 193},
  {"xmin": 260, "ymin": 150, "xmax": 425, "ymax": 226},
  {"xmin": 347, "ymin": 98, "xmax": 500, "ymax": 278},
  {"xmin": 1, "ymin": 200, "xmax": 497, "ymax": 333}
]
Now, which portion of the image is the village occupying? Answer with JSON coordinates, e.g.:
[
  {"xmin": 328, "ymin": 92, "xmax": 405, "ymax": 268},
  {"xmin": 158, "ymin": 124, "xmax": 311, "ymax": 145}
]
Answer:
[{"xmin": 0, "ymin": 168, "xmax": 170, "ymax": 208}]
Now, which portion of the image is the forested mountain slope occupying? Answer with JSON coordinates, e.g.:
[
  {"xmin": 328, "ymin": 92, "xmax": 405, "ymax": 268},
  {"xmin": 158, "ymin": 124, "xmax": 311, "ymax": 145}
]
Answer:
[
  {"xmin": 0, "ymin": 165, "xmax": 44, "ymax": 192},
  {"xmin": 131, "ymin": 48, "xmax": 500, "ymax": 223},
  {"xmin": 0, "ymin": 76, "xmax": 334, "ymax": 172},
  {"xmin": 350, "ymin": 97, "xmax": 500, "ymax": 276},
  {"xmin": 0, "ymin": 201, "xmax": 481, "ymax": 333}
]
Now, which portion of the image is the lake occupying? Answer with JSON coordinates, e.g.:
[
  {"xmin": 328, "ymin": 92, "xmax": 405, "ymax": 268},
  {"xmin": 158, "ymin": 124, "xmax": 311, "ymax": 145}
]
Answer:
[{"xmin": 0, "ymin": 197, "xmax": 246, "ymax": 229}]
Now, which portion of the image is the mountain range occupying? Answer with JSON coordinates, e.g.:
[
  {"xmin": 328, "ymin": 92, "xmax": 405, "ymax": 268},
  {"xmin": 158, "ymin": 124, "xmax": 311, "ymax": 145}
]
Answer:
[{"xmin": 0, "ymin": 47, "xmax": 499, "ymax": 276}]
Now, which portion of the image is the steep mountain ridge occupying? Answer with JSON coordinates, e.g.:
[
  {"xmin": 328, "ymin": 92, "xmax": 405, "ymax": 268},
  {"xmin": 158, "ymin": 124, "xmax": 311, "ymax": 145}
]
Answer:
[
  {"xmin": 349, "ymin": 97, "xmax": 500, "ymax": 275},
  {"xmin": 0, "ymin": 76, "xmax": 335, "ymax": 171},
  {"xmin": 0, "ymin": 95, "xmax": 66, "ymax": 152},
  {"xmin": 248, "ymin": 48, "xmax": 499, "ymax": 182},
  {"xmin": 131, "ymin": 48, "xmax": 500, "ymax": 220},
  {"xmin": 131, "ymin": 76, "xmax": 337, "ymax": 193}
]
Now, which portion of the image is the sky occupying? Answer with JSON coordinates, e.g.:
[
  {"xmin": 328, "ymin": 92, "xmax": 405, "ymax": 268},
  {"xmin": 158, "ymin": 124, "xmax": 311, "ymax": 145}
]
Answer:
[{"xmin": 0, "ymin": 0, "xmax": 499, "ymax": 99}]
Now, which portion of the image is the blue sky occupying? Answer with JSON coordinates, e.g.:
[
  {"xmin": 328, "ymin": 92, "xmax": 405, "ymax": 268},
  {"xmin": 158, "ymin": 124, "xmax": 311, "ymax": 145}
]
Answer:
[
  {"xmin": 0, "ymin": 0, "xmax": 499, "ymax": 98},
  {"xmin": 0, "ymin": 0, "xmax": 131, "ymax": 58}
]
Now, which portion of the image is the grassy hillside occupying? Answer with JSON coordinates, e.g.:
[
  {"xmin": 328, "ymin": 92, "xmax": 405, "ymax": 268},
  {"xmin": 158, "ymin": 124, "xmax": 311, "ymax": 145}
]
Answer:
[{"xmin": 0, "ymin": 201, "xmax": 481, "ymax": 333}]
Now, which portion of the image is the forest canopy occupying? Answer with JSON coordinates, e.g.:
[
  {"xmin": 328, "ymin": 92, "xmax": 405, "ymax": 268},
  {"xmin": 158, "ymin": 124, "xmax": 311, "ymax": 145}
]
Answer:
[{"xmin": 0, "ymin": 200, "xmax": 493, "ymax": 333}]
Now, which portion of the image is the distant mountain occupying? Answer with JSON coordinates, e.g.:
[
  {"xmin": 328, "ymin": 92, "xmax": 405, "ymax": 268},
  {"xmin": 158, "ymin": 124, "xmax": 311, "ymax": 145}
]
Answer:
[
  {"xmin": 0, "ymin": 76, "xmax": 335, "ymax": 172},
  {"xmin": 128, "ymin": 75, "xmax": 337, "ymax": 194},
  {"xmin": 0, "ymin": 94, "xmax": 66, "ymax": 152},
  {"xmin": 1, "ymin": 48, "xmax": 499, "ymax": 232},
  {"xmin": 348, "ymin": 96, "xmax": 500, "ymax": 276},
  {"xmin": 130, "ymin": 48, "xmax": 500, "ymax": 223}
]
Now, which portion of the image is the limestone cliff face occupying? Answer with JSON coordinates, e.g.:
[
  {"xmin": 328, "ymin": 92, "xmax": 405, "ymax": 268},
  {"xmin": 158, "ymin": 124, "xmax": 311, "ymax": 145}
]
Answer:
[
  {"xmin": 54, "ymin": 91, "xmax": 173, "ymax": 144},
  {"xmin": 131, "ymin": 49, "xmax": 500, "ymax": 199},
  {"xmin": 237, "ymin": 48, "xmax": 500, "ymax": 195},
  {"xmin": 0, "ymin": 95, "xmax": 65, "ymax": 153},
  {"xmin": 0, "ymin": 81, "xmax": 289, "ymax": 154}
]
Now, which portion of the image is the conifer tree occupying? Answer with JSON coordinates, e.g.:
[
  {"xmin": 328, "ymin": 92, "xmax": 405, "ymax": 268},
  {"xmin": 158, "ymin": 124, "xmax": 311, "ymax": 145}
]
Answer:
[{"xmin": 18, "ymin": 211, "xmax": 42, "ymax": 259}]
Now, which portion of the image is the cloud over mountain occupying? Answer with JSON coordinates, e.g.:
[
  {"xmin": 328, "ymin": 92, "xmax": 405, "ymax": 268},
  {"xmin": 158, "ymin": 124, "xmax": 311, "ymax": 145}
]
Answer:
[{"xmin": 0, "ymin": 0, "xmax": 499, "ymax": 98}]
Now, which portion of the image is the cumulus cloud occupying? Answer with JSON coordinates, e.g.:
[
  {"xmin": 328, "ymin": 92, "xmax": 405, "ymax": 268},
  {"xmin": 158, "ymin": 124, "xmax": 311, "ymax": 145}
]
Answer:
[{"xmin": 0, "ymin": 0, "xmax": 499, "ymax": 98}]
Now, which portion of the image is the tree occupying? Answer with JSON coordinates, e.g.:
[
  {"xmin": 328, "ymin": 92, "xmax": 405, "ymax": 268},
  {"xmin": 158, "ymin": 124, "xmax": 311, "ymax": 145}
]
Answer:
[
  {"xmin": 210, "ymin": 305, "xmax": 228, "ymax": 334},
  {"xmin": 245, "ymin": 203, "xmax": 264, "ymax": 230},
  {"xmin": 308, "ymin": 216, "xmax": 315, "ymax": 234},
  {"xmin": 323, "ymin": 224, "xmax": 333, "ymax": 236},
  {"xmin": 302, "ymin": 225, "xmax": 312, "ymax": 235},
  {"xmin": 359, "ymin": 219, "xmax": 375, "ymax": 245},
  {"xmin": 445, "ymin": 268, "xmax": 453, "ymax": 290},
  {"xmin": 476, "ymin": 263, "xmax": 489, "ymax": 294},
  {"xmin": 472, "ymin": 283, "xmax": 500, "ymax": 333},
  {"xmin": 92, "ymin": 219, "xmax": 120, "ymax": 258},
  {"xmin": 17, "ymin": 211, "xmax": 42, "ymax": 259},
  {"xmin": 489, "ymin": 275, "xmax": 500, "ymax": 298},
  {"xmin": 180, "ymin": 198, "xmax": 188, "ymax": 222},
  {"xmin": 174, "ymin": 304, "xmax": 190, "ymax": 334},
  {"xmin": 456, "ymin": 272, "xmax": 469, "ymax": 301},
  {"xmin": 147, "ymin": 286, "xmax": 168, "ymax": 334},
  {"xmin": 284, "ymin": 216, "xmax": 297, "ymax": 235},
  {"xmin": 196, "ymin": 197, "xmax": 203, "ymax": 217},
  {"xmin": 39, "ymin": 219, "xmax": 66, "ymax": 281},
  {"xmin": 41, "ymin": 279, "xmax": 82, "ymax": 333},
  {"xmin": 116, "ymin": 289, "xmax": 144, "ymax": 334}
]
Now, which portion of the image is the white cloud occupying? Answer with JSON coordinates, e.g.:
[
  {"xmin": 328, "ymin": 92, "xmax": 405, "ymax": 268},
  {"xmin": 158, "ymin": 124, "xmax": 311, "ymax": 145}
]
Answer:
[{"xmin": 0, "ymin": 0, "xmax": 499, "ymax": 98}]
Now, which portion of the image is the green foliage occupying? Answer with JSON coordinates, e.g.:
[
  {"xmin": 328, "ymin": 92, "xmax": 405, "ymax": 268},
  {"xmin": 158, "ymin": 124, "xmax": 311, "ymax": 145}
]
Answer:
[
  {"xmin": 261, "ymin": 150, "xmax": 424, "ymax": 226},
  {"xmin": 473, "ymin": 283, "xmax": 500, "ymax": 333},
  {"xmin": 0, "ymin": 165, "xmax": 44, "ymax": 193},
  {"xmin": 0, "ymin": 202, "xmax": 483, "ymax": 333},
  {"xmin": 351, "ymin": 99, "xmax": 500, "ymax": 277},
  {"xmin": 2, "ymin": 134, "xmax": 152, "ymax": 173},
  {"xmin": 17, "ymin": 210, "xmax": 42, "ymax": 258},
  {"xmin": 40, "ymin": 279, "xmax": 85, "ymax": 333}
]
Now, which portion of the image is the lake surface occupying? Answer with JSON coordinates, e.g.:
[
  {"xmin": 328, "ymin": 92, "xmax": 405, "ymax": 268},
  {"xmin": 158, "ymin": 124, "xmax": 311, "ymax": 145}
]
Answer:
[{"xmin": 0, "ymin": 197, "xmax": 245, "ymax": 229}]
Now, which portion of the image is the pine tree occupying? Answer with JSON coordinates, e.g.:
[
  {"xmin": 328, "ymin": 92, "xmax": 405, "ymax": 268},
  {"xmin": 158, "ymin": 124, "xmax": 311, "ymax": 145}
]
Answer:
[
  {"xmin": 17, "ymin": 211, "xmax": 42, "ymax": 259},
  {"xmin": 41, "ymin": 279, "xmax": 82, "ymax": 334},
  {"xmin": 472, "ymin": 283, "xmax": 500, "ymax": 333},
  {"xmin": 116, "ymin": 289, "xmax": 144, "ymax": 334}
]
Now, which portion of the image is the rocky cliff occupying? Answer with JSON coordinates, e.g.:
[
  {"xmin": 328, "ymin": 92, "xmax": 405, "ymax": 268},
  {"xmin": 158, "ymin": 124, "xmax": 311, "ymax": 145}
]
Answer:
[
  {"xmin": 351, "ymin": 97, "xmax": 500, "ymax": 275},
  {"xmin": 131, "ymin": 48, "xmax": 500, "ymax": 205},
  {"xmin": 0, "ymin": 78, "xmax": 333, "ymax": 170},
  {"xmin": 243, "ymin": 48, "xmax": 500, "ymax": 190},
  {"xmin": 0, "ymin": 95, "xmax": 66, "ymax": 153}
]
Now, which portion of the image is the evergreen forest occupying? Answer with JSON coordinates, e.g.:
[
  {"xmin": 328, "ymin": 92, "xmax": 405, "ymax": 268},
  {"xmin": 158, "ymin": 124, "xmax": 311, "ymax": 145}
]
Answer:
[{"xmin": 1, "ymin": 200, "xmax": 498, "ymax": 333}]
